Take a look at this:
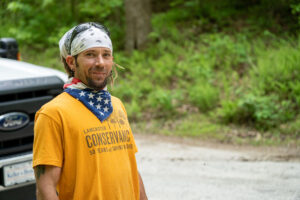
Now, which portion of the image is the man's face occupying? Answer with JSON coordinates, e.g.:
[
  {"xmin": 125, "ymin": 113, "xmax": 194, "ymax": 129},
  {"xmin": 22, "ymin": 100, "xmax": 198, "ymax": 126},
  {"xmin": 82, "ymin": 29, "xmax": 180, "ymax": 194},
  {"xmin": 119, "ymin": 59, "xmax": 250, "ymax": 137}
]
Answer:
[{"xmin": 73, "ymin": 47, "xmax": 113, "ymax": 90}]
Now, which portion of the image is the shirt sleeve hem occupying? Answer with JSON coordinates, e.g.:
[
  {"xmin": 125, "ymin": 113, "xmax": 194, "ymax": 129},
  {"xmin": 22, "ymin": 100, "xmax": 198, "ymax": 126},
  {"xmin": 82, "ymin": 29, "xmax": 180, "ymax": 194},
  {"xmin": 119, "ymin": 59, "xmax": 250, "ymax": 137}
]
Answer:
[{"xmin": 32, "ymin": 159, "xmax": 62, "ymax": 168}]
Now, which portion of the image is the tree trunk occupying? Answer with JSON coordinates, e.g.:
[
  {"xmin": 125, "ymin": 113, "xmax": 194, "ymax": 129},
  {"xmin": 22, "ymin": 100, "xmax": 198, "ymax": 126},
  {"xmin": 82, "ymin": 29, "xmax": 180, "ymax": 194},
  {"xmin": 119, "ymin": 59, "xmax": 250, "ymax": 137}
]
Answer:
[
  {"xmin": 124, "ymin": 0, "xmax": 152, "ymax": 52},
  {"xmin": 70, "ymin": 0, "xmax": 78, "ymax": 22}
]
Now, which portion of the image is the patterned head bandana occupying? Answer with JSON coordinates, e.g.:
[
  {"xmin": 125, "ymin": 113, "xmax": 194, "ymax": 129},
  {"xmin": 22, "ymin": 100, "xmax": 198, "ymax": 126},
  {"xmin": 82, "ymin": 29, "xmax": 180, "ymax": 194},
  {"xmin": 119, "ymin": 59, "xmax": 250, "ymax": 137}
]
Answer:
[{"xmin": 59, "ymin": 23, "xmax": 113, "ymax": 58}]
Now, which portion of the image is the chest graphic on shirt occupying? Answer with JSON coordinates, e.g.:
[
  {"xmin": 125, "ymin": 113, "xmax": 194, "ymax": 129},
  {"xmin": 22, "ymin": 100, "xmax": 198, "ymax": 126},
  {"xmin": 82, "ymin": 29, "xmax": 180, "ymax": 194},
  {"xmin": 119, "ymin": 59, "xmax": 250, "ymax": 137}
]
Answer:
[{"xmin": 82, "ymin": 109, "xmax": 134, "ymax": 156}]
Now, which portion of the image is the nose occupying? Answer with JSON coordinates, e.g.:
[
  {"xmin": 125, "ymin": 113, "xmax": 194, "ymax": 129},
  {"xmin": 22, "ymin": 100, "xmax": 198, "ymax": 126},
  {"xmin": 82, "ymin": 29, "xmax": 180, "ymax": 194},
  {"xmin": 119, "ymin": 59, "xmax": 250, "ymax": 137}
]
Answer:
[{"xmin": 96, "ymin": 55, "xmax": 105, "ymax": 65}]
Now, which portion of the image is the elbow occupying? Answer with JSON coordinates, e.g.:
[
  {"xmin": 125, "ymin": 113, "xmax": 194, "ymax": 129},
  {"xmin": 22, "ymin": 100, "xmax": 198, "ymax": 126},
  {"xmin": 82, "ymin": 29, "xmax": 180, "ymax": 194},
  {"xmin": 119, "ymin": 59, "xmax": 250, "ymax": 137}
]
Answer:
[{"xmin": 36, "ymin": 187, "xmax": 41, "ymax": 200}]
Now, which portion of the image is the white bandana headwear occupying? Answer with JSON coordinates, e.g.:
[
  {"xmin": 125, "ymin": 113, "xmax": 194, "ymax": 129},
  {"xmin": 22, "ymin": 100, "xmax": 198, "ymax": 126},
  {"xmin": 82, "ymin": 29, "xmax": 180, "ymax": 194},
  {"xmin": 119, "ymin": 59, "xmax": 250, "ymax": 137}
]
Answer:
[{"xmin": 59, "ymin": 24, "xmax": 113, "ymax": 58}]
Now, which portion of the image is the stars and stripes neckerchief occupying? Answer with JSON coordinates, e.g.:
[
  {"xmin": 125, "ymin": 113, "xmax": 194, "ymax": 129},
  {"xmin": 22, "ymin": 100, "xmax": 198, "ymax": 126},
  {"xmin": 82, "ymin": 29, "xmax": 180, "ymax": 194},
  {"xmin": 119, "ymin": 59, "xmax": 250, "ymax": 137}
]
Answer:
[{"xmin": 63, "ymin": 78, "xmax": 113, "ymax": 122}]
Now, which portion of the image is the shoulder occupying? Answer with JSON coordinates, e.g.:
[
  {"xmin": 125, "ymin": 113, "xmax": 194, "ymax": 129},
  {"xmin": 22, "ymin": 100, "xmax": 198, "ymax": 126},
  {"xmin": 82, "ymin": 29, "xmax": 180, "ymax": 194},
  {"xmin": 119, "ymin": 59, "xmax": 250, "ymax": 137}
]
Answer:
[
  {"xmin": 111, "ymin": 95, "xmax": 128, "ymax": 116},
  {"xmin": 41, "ymin": 92, "xmax": 73, "ymax": 109},
  {"xmin": 36, "ymin": 92, "xmax": 75, "ymax": 118},
  {"xmin": 111, "ymin": 95, "xmax": 122, "ymax": 104},
  {"xmin": 111, "ymin": 95, "xmax": 126, "ymax": 109}
]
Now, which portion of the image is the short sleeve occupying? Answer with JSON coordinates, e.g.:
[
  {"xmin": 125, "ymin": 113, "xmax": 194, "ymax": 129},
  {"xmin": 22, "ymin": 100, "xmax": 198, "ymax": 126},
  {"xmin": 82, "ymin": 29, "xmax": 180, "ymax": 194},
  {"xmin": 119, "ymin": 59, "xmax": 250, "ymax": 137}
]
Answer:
[{"xmin": 32, "ymin": 112, "xmax": 64, "ymax": 168}]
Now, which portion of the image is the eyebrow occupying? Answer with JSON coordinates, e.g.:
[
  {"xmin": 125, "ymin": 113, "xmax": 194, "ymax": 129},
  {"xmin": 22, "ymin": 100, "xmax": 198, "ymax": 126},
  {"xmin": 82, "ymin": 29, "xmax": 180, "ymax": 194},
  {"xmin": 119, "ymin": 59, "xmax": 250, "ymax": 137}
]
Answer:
[{"xmin": 103, "ymin": 49, "xmax": 112, "ymax": 53}]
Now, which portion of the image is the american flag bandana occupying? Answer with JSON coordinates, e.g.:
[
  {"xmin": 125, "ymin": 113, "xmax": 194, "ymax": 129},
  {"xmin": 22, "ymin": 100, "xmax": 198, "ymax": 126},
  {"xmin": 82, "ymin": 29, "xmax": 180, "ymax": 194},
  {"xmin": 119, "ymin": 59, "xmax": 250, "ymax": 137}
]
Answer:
[{"xmin": 64, "ymin": 78, "xmax": 113, "ymax": 122}]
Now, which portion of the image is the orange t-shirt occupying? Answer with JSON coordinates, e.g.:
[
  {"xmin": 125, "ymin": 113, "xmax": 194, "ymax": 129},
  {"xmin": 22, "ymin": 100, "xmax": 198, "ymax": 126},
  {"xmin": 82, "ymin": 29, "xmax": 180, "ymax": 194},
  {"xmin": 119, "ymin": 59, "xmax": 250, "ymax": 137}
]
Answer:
[{"xmin": 33, "ymin": 92, "xmax": 139, "ymax": 200}]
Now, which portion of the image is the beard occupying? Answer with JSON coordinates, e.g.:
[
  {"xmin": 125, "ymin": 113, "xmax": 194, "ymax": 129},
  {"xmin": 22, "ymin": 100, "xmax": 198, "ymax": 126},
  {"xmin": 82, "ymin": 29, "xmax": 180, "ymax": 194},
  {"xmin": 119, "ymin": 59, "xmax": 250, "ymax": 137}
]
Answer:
[{"xmin": 86, "ymin": 74, "xmax": 110, "ymax": 91}]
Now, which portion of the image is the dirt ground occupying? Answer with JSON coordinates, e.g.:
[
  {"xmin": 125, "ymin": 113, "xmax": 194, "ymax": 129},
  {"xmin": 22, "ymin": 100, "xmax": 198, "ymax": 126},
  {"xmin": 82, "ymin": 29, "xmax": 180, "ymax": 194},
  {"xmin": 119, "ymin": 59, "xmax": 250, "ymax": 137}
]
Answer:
[{"xmin": 134, "ymin": 134, "xmax": 300, "ymax": 200}]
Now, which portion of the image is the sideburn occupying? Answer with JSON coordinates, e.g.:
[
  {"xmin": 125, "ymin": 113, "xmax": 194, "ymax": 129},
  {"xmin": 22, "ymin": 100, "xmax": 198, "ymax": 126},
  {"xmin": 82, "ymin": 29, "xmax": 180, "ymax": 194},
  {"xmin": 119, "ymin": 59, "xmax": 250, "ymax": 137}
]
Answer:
[{"xmin": 74, "ymin": 55, "xmax": 79, "ymax": 70}]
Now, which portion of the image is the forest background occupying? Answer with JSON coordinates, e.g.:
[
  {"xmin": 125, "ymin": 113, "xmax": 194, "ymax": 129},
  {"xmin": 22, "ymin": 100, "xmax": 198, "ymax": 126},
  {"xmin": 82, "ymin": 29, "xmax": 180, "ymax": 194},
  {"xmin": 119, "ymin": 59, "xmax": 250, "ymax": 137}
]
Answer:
[{"xmin": 1, "ymin": 0, "xmax": 300, "ymax": 146}]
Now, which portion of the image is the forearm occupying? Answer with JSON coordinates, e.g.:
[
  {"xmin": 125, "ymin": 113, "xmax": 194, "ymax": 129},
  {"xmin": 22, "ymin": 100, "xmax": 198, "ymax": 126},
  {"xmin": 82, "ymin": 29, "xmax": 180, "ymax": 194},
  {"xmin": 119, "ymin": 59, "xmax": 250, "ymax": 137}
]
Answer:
[
  {"xmin": 138, "ymin": 172, "xmax": 148, "ymax": 200},
  {"xmin": 34, "ymin": 165, "xmax": 61, "ymax": 200},
  {"xmin": 36, "ymin": 186, "xmax": 59, "ymax": 200}
]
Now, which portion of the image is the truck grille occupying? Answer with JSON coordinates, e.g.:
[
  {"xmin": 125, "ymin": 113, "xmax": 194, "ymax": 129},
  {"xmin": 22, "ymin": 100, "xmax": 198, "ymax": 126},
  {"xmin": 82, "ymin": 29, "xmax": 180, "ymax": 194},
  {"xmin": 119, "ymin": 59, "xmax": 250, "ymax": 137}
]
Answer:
[
  {"xmin": 0, "ymin": 136, "xmax": 33, "ymax": 154},
  {"xmin": 0, "ymin": 76, "xmax": 64, "ymax": 156},
  {"xmin": 0, "ymin": 90, "xmax": 49, "ymax": 102}
]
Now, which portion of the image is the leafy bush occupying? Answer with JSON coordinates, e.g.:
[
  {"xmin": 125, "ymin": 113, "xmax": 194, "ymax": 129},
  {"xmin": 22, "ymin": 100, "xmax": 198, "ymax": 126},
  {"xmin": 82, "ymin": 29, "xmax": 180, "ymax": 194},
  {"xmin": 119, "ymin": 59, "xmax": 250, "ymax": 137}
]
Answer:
[
  {"xmin": 189, "ymin": 82, "xmax": 219, "ymax": 112},
  {"xmin": 146, "ymin": 88, "xmax": 178, "ymax": 117},
  {"xmin": 200, "ymin": 33, "xmax": 252, "ymax": 73},
  {"xmin": 291, "ymin": 0, "xmax": 300, "ymax": 28},
  {"xmin": 1, "ymin": 0, "xmax": 123, "ymax": 47},
  {"xmin": 218, "ymin": 94, "xmax": 295, "ymax": 130},
  {"xmin": 215, "ymin": 37, "xmax": 300, "ymax": 130},
  {"xmin": 150, "ymin": 9, "xmax": 184, "ymax": 42},
  {"xmin": 249, "ymin": 42, "xmax": 300, "ymax": 103},
  {"xmin": 123, "ymin": 100, "xmax": 142, "ymax": 121}
]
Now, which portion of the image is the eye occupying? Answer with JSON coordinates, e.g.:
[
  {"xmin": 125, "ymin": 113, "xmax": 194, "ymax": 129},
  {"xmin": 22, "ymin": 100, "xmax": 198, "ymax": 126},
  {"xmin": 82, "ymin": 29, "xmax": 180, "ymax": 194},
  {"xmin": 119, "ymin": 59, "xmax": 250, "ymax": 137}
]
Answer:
[
  {"xmin": 86, "ymin": 52, "xmax": 96, "ymax": 57},
  {"xmin": 103, "ymin": 53, "xmax": 111, "ymax": 58}
]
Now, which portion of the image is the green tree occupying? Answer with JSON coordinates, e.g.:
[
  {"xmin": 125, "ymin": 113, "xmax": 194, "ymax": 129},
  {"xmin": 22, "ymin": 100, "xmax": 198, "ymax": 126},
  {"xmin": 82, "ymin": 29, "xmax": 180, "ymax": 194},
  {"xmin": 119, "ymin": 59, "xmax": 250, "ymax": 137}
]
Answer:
[{"xmin": 0, "ymin": 0, "xmax": 124, "ymax": 47}]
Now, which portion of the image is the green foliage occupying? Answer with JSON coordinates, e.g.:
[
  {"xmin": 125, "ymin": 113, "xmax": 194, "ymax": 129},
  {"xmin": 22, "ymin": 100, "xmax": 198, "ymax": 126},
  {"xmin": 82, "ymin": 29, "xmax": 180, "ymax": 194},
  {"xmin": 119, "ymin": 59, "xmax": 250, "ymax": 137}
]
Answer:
[
  {"xmin": 291, "ymin": 0, "xmax": 300, "ymax": 26},
  {"xmin": 216, "ymin": 38, "xmax": 300, "ymax": 130},
  {"xmin": 201, "ymin": 33, "xmax": 252, "ymax": 72},
  {"xmin": 189, "ymin": 82, "xmax": 219, "ymax": 112},
  {"xmin": 20, "ymin": 46, "xmax": 63, "ymax": 71},
  {"xmin": 147, "ymin": 89, "xmax": 177, "ymax": 117},
  {"xmin": 218, "ymin": 94, "xmax": 294, "ymax": 130},
  {"xmin": 5, "ymin": 0, "xmax": 300, "ymax": 139},
  {"xmin": 96, "ymin": 26, "xmax": 300, "ymax": 134},
  {"xmin": 2, "ymin": 0, "xmax": 71, "ymax": 46},
  {"xmin": 78, "ymin": 0, "xmax": 123, "ymax": 19},
  {"xmin": 150, "ymin": 10, "xmax": 182, "ymax": 41},
  {"xmin": 164, "ymin": 113, "xmax": 224, "ymax": 139},
  {"xmin": 278, "ymin": 115, "xmax": 300, "ymax": 137},
  {"xmin": 123, "ymin": 100, "xmax": 142, "ymax": 121},
  {"xmin": 165, "ymin": 0, "xmax": 299, "ymax": 35},
  {"xmin": 0, "ymin": 0, "xmax": 123, "ymax": 47},
  {"xmin": 250, "ymin": 42, "xmax": 300, "ymax": 103}
]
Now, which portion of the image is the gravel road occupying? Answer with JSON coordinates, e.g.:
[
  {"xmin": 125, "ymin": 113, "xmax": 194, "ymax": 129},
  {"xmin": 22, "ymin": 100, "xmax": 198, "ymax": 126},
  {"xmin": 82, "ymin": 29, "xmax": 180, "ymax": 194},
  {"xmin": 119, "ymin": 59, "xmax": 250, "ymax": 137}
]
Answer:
[{"xmin": 135, "ymin": 134, "xmax": 300, "ymax": 200}]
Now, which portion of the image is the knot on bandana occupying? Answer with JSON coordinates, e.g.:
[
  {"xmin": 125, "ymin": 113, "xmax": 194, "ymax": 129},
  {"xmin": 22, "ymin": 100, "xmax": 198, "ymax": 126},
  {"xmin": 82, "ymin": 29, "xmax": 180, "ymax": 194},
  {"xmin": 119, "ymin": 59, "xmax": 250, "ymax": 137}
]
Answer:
[{"xmin": 64, "ymin": 78, "xmax": 113, "ymax": 122}]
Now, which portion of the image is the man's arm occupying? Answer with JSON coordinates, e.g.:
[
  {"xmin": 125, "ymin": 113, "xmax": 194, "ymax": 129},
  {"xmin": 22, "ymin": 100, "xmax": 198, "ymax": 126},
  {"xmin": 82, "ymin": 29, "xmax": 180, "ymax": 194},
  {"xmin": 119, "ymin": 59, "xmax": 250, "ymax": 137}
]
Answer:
[
  {"xmin": 138, "ymin": 172, "xmax": 148, "ymax": 200},
  {"xmin": 34, "ymin": 165, "xmax": 61, "ymax": 200}
]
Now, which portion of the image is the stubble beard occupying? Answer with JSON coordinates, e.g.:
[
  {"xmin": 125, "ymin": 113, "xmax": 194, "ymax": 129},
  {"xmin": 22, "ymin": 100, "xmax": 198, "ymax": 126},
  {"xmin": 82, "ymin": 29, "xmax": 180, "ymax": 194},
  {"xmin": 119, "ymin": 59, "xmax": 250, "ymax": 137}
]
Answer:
[{"xmin": 87, "ymin": 75, "xmax": 110, "ymax": 91}]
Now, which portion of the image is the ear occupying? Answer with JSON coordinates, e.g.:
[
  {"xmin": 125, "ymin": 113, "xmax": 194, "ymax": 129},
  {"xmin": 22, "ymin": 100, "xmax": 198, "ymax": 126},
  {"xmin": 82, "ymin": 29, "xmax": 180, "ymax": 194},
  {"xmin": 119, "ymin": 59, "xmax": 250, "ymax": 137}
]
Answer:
[{"xmin": 65, "ymin": 55, "xmax": 76, "ymax": 71}]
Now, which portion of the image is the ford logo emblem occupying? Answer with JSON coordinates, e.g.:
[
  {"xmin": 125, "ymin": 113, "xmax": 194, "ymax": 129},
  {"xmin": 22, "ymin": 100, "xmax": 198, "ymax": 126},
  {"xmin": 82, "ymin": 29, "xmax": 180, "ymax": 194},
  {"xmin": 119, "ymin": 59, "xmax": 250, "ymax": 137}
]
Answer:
[{"xmin": 0, "ymin": 112, "xmax": 30, "ymax": 131}]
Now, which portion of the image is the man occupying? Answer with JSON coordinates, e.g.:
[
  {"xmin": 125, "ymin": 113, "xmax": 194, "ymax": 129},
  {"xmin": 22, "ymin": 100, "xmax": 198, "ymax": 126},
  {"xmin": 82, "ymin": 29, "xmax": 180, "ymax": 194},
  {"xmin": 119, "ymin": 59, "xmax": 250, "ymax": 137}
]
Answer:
[{"xmin": 32, "ymin": 22, "xmax": 148, "ymax": 200}]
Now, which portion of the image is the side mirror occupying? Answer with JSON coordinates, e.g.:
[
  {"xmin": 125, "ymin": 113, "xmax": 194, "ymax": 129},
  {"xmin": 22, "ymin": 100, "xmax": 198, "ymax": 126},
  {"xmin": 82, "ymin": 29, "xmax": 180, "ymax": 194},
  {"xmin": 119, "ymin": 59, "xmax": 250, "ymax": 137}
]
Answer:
[{"xmin": 0, "ymin": 38, "xmax": 20, "ymax": 60}]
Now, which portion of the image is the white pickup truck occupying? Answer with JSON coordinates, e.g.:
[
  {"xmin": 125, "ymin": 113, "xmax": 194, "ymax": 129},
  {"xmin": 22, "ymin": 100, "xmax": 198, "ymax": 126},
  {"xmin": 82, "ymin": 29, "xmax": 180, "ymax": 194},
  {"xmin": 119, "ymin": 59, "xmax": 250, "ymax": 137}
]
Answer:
[{"xmin": 0, "ymin": 38, "xmax": 67, "ymax": 199}]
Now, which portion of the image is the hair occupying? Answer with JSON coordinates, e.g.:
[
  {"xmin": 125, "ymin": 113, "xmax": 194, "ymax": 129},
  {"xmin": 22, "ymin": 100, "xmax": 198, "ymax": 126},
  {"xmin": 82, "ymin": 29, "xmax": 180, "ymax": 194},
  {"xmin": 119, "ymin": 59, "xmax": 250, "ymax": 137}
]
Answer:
[{"xmin": 62, "ymin": 56, "xmax": 74, "ymax": 78}]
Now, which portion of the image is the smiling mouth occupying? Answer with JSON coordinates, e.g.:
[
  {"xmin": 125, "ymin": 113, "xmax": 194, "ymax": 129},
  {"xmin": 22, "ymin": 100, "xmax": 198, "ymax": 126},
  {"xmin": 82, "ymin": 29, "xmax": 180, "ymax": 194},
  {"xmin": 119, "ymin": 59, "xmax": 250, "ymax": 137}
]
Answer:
[{"xmin": 92, "ymin": 71, "xmax": 106, "ymax": 75}]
